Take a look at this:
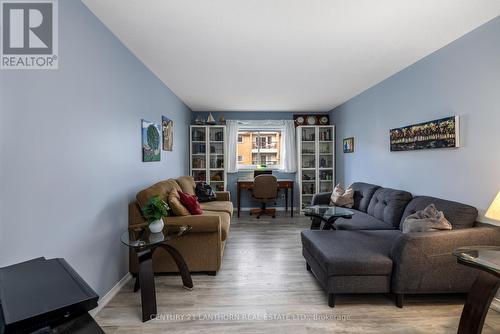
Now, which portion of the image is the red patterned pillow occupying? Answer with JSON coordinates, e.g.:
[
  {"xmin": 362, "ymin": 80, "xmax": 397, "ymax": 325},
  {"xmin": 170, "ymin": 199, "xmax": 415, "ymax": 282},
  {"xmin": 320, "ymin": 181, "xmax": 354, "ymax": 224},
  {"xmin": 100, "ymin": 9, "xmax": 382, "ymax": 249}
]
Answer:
[{"xmin": 178, "ymin": 191, "xmax": 203, "ymax": 215}]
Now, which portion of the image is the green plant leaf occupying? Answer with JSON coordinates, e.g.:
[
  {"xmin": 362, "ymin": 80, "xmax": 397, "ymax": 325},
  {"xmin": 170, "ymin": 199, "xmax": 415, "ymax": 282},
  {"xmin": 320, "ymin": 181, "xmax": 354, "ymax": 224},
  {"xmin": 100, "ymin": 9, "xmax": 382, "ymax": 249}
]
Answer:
[{"xmin": 141, "ymin": 195, "xmax": 170, "ymax": 224}]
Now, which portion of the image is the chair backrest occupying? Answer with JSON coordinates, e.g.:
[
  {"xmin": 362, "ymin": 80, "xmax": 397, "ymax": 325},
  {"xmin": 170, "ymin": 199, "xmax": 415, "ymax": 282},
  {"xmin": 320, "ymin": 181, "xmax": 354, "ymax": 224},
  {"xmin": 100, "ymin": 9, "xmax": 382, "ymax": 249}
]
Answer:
[
  {"xmin": 254, "ymin": 169, "xmax": 272, "ymax": 178},
  {"xmin": 253, "ymin": 175, "xmax": 278, "ymax": 200}
]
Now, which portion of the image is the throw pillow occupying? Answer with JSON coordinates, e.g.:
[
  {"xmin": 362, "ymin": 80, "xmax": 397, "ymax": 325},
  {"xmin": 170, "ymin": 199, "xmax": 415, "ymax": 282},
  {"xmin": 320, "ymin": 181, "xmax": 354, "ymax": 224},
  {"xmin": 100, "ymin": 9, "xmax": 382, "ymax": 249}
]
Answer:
[
  {"xmin": 178, "ymin": 191, "xmax": 203, "ymax": 215},
  {"xmin": 402, "ymin": 204, "xmax": 452, "ymax": 233},
  {"xmin": 329, "ymin": 184, "xmax": 354, "ymax": 208},
  {"xmin": 167, "ymin": 190, "xmax": 191, "ymax": 216}
]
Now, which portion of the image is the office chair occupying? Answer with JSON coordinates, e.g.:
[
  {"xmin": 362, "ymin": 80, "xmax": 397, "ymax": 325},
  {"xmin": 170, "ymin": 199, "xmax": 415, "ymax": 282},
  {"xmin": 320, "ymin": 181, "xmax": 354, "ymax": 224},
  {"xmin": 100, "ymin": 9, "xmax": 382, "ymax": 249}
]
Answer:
[
  {"xmin": 250, "ymin": 175, "xmax": 278, "ymax": 219},
  {"xmin": 254, "ymin": 169, "xmax": 272, "ymax": 178}
]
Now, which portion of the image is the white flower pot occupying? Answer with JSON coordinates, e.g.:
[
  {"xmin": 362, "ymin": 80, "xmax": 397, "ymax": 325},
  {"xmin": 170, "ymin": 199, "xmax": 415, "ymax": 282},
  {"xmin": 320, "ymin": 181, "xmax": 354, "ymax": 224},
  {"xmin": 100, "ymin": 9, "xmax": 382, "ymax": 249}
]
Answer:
[{"xmin": 149, "ymin": 219, "xmax": 164, "ymax": 233}]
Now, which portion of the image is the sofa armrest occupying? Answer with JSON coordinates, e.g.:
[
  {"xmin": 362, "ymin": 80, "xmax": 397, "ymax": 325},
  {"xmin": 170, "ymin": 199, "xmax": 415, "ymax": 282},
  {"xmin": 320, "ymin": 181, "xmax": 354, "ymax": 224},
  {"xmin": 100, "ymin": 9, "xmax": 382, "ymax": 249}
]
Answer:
[
  {"xmin": 215, "ymin": 191, "xmax": 231, "ymax": 202},
  {"xmin": 129, "ymin": 202, "xmax": 221, "ymax": 234},
  {"xmin": 390, "ymin": 225, "xmax": 500, "ymax": 293},
  {"xmin": 311, "ymin": 192, "xmax": 331, "ymax": 205},
  {"xmin": 163, "ymin": 215, "xmax": 221, "ymax": 234}
]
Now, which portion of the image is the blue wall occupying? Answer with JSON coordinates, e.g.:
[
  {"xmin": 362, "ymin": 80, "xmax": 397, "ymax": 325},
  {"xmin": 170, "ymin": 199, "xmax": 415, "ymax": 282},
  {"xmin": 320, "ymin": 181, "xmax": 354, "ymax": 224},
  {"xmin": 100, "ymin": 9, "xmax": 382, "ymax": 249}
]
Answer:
[
  {"xmin": 0, "ymin": 0, "xmax": 191, "ymax": 297},
  {"xmin": 193, "ymin": 112, "xmax": 328, "ymax": 210},
  {"xmin": 330, "ymin": 16, "xmax": 500, "ymax": 223}
]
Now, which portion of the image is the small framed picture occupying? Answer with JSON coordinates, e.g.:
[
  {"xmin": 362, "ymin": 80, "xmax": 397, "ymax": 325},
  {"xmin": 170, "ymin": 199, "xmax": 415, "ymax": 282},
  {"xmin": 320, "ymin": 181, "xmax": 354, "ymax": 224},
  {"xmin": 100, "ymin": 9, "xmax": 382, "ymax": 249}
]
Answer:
[{"xmin": 343, "ymin": 137, "xmax": 354, "ymax": 153}]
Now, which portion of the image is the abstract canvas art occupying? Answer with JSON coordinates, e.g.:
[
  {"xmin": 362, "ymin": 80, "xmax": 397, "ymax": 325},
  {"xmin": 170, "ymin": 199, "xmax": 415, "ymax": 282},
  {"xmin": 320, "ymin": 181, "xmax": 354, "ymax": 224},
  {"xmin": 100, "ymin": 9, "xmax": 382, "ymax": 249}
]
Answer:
[
  {"xmin": 390, "ymin": 116, "xmax": 460, "ymax": 152},
  {"xmin": 162, "ymin": 116, "xmax": 173, "ymax": 151},
  {"xmin": 142, "ymin": 119, "xmax": 161, "ymax": 162}
]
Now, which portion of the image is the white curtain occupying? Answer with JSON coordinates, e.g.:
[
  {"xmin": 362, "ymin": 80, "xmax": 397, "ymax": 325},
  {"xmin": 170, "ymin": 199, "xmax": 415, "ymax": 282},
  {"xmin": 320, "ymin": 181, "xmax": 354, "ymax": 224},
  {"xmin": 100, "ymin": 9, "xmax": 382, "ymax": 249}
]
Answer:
[
  {"xmin": 226, "ymin": 120, "xmax": 239, "ymax": 173},
  {"xmin": 233, "ymin": 119, "xmax": 297, "ymax": 173},
  {"xmin": 281, "ymin": 120, "xmax": 297, "ymax": 173}
]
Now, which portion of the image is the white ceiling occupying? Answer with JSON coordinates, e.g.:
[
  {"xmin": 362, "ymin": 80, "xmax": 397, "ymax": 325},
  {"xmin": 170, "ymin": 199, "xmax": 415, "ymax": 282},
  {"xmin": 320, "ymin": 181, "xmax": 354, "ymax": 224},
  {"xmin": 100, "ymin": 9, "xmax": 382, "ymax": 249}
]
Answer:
[{"xmin": 82, "ymin": 0, "xmax": 500, "ymax": 112}]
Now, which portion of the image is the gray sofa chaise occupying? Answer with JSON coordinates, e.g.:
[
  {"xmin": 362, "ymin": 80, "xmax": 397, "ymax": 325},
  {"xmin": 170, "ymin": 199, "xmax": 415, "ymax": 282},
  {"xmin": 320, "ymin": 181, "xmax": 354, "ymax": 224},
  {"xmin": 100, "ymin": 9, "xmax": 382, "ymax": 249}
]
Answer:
[{"xmin": 301, "ymin": 182, "xmax": 500, "ymax": 308}]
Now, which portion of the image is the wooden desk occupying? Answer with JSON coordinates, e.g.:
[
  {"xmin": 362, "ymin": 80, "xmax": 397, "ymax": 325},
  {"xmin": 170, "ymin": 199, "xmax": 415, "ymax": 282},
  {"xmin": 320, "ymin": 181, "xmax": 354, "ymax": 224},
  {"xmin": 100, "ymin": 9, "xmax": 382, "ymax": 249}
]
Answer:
[{"xmin": 237, "ymin": 179, "xmax": 294, "ymax": 218}]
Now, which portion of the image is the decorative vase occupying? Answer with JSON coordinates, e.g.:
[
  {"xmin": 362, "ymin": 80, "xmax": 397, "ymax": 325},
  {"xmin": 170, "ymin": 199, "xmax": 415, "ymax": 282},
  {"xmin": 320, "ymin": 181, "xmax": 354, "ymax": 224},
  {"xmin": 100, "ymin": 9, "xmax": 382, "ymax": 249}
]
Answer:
[{"xmin": 149, "ymin": 219, "xmax": 164, "ymax": 233}]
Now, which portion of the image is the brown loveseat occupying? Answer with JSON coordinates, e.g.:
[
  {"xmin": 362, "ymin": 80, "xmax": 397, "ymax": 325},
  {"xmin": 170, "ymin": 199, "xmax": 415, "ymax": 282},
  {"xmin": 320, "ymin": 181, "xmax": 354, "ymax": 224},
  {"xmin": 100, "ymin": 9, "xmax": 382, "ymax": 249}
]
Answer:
[{"xmin": 128, "ymin": 176, "xmax": 233, "ymax": 275}]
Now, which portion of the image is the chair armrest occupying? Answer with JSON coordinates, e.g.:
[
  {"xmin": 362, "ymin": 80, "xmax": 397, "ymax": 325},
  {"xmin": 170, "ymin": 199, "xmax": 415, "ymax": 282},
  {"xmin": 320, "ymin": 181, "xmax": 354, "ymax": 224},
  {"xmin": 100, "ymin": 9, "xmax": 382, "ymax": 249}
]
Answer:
[
  {"xmin": 163, "ymin": 215, "xmax": 221, "ymax": 234},
  {"xmin": 215, "ymin": 191, "xmax": 230, "ymax": 202},
  {"xmin": 390, "ymin": 225, "xmax": 500, "ymax": 293},
  {"xmin": 311, "ymin": 192, "xmax": 331, "ymax": 205}
]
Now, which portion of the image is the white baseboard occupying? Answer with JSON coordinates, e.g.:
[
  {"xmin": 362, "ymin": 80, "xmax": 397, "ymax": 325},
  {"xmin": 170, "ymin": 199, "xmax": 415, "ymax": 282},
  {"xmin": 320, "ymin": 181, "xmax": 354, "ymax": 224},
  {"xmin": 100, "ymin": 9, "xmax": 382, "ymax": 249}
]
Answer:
[
  {"xmin": 239, "ymin": 207, "xmax": 298, "ymax": 212},
  {"xmin": 89, "ymin": 273, "xmax": 132, "ymax": 318},
  {"xmin": 491, "ymin": 297, "xmax": 500, "ymax": 312}
]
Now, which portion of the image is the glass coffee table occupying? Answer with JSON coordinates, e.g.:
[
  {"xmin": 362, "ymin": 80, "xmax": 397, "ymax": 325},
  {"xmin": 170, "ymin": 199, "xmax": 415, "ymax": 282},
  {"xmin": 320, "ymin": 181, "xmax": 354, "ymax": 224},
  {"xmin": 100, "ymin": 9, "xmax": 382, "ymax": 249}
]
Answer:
[
  {"xmin": 453, "ymin": 246, "xmax": 500, "ymax": 334},
  {"xmin": 121, "ymin": 224, "xmax": 192, "ymax": 322},
  {"xmin": 303, "ymin": 205, "xmax": 354, "ymax": 230}
]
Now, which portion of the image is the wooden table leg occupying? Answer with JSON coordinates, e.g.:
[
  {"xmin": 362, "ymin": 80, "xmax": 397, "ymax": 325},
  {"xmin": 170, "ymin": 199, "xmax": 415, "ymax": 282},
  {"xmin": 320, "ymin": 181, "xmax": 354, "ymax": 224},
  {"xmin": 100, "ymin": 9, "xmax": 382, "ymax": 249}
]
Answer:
[
  {"xmin": 285, "ymin": 188, "xmax": 288, "ymax": 213},
  {"xmin": 137, "ymin": 249, "xmax": 156, "ymax": 322},
  {"xmin": 291, "ymin": 186, "xmax": 294, "ymax": 217},
  {"xmin": 237, "ymin": 183, "xmax": 241, "ymax": 218},
  {"xmin": 158, "ymin": 244, "xmax": 194, "ymax": 289},
  {"xmin": 458, "ymin": 271, "xmax": 500, "ymax": 334}
]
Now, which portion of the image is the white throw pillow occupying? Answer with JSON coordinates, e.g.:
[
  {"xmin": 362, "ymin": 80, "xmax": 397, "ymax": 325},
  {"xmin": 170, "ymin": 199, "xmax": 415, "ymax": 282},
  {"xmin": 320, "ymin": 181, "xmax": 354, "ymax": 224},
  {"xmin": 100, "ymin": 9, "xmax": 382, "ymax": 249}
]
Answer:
[{"xmin": 329, "ymin": 184, "xmax": 354, "ymax": 208}]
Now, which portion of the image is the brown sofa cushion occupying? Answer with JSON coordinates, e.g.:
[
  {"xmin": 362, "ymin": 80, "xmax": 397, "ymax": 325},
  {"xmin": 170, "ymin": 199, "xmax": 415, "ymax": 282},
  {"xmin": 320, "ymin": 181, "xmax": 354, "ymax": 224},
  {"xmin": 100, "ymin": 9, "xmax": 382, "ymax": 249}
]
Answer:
[
  {"xmin": 168, "ymin": 190, "xmax": 190, "ymax": 216},
  {"xmin": 202, "ymin": 211, "xmax": 231, "ymax": 241},
  {"xmin": 200, "ymin": 201, "xmax": 234, "ymax": 216},
  {"xmin": 177, "ymin": 176, "xmax": 196, "ymax": 195},
  {"xmin": 137, "ymin": 179, "xmax": 182, "ymax": 207}
]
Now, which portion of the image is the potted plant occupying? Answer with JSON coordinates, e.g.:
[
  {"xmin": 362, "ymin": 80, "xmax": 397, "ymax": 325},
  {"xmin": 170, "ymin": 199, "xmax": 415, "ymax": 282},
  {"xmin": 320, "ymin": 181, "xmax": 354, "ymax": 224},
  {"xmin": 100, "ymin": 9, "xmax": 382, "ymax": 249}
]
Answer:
[{"xmin": 141, "ymin": 195, "xmax": 170, "ymax": 233}]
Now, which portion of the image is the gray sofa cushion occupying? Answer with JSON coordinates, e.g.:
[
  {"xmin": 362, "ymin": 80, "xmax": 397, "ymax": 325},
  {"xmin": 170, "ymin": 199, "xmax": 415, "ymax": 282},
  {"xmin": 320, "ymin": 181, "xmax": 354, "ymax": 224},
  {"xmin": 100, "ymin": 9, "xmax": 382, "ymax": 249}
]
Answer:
[
  {"xmin": 400, "ymin": 196, "xmax": 478, "ymax": 230},
  {"xmin": 335, "ymin": 209, "xmax": 396, "ymax": 230},
  {"xmin": 301, "ymin": 230, "xmax": 401, "ymax": 276},
  {"xmin": 367, "ymin": 188, "xmax": 413, "ymax": 229},
  {"xmin": 351, "ymin": 182, "xmax": 380, "ymax": 212}
]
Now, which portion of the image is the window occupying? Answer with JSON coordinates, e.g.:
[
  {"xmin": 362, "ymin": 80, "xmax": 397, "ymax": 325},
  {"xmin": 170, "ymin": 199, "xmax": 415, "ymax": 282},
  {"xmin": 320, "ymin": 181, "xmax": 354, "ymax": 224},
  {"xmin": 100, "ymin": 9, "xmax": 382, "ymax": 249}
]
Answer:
[{"xmin": 237, "ymin": 130, "xmax": 281, "ymax": 169}]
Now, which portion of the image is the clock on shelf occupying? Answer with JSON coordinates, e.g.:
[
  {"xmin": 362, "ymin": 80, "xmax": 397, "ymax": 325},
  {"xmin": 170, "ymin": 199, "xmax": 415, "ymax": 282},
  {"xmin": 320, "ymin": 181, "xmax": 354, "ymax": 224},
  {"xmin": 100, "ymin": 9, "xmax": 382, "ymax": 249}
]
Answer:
[
  {"xmin": 306, "ymin": 116, "xmax": 316, "ymax": 125},
  {"xmin": 294, "ymin": 114, "xmax": 330, "ymax": 127},
  {"xmin": 319, "ymin": 116, "xmax": 329, "ymax": 125}
]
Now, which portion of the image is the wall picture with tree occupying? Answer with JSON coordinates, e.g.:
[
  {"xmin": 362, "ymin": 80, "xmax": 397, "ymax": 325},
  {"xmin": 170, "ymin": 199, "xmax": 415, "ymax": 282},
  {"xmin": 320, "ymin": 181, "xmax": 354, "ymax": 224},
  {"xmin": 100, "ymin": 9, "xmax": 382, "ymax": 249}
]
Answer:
[{"xmin": 142, "ymin": 119, "xmax": 161, "ymax": 162}]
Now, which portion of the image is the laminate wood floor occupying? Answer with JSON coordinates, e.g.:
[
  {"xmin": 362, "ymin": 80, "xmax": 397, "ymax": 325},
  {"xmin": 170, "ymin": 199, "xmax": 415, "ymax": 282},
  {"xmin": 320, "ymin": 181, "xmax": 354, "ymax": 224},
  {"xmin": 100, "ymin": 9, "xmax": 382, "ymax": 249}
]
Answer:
[{"xmin": 96, "ymin": 213, "xmax": 500, "ymax": 333}]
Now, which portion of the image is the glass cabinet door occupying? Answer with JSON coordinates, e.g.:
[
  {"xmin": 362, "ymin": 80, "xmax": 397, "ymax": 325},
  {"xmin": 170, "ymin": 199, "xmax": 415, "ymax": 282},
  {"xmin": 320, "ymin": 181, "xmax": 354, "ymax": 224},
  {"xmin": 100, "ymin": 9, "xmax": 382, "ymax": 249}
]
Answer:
[
  {"xmin": 209, "ymin": 127, "xmax": 224, "ymax": 168},
  {"xmin": 318, "ymin": 126, "xmax": 334, "ymax": 193},
  {"xmin": 301, "ymin": 127, "xmax": 316, "ymax": 169},
  {"xmin": 192, "ymin": 170, "xmax": 206, "ymax": 183},
  {"xmin": 208, "ymin": 127, "xmax": 225, "ymax": 191},
  {"xmin": 301, "ymin": 170, "xmax": 316, "ymax": 209},
  {"xmin": 192, "ymin": 127, "xmax": 206, "ymax": 142},
  {"xmin": 191, "ymin": 126, "xmax": 206, "ymax": 183},
  {"xmin": 210, "ymin": 171, "xmax": 225, "ymax": 191},
  {"xmin": 301, "ymin": 127, "xmax": 315, "ymax": 142}
]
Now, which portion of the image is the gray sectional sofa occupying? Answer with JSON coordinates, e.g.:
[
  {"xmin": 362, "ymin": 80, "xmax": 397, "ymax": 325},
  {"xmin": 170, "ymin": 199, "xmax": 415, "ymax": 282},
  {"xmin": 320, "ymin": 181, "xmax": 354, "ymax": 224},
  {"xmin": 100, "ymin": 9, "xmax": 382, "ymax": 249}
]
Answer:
[{"xmin": 301, "ymin": 182, "xmax": 500, "ymax": 308}]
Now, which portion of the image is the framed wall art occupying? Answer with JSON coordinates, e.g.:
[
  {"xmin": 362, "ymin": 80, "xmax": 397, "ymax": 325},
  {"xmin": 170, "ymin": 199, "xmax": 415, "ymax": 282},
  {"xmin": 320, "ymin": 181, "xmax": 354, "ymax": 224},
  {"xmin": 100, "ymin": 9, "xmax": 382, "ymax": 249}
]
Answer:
[
  {"xmin": 390, "ymin": 116, "xmax": 459, "ymax": 152},
  {"xmin": 142, "ymin": 119, "xmax": 161, "ymax": 162},
  {"xmin": 162, "ymin": 116, "xmax": 173, "ymax": 151},
  {"xmin": 343, "ymin": 137, "xmax": 354, "ymax": 153}
]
